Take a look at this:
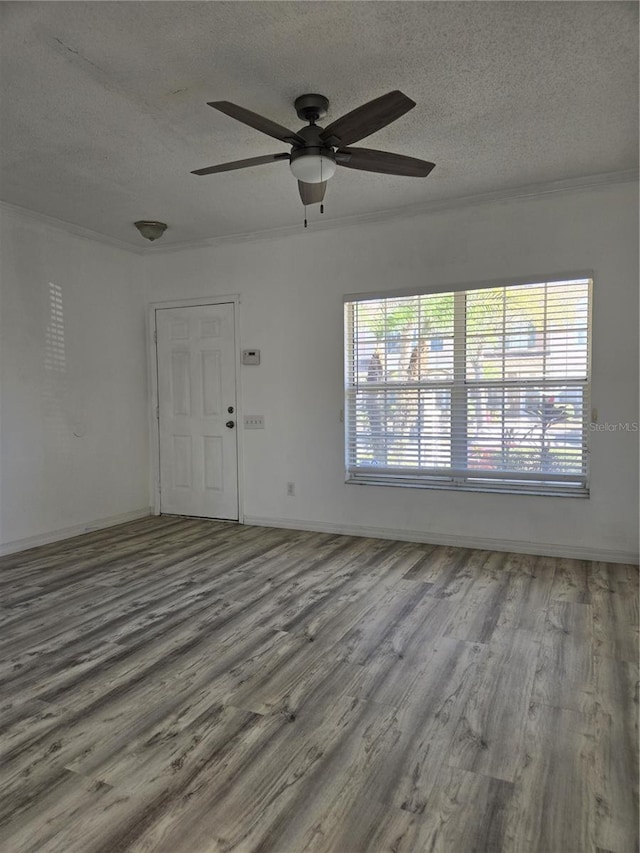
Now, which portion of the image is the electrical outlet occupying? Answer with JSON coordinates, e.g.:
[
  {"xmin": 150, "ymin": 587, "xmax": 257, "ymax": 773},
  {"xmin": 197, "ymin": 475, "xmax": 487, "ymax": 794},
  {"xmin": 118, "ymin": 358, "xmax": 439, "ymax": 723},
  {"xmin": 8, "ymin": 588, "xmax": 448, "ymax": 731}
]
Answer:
[
  {"xmin": 286, "ymin": 482, "xmax": 295, "ymax": 496},
  {"xmin": 244, "ymin": 415, "xmax": 264, "ymax": 429}
]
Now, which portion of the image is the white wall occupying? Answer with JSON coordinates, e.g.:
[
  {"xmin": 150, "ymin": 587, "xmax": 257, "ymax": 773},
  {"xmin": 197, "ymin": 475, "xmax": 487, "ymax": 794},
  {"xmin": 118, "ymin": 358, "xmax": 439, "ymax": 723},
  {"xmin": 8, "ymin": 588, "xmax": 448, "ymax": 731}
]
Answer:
[
  {"xmin": 145, "ymin": 181, "xmax": 639, "ymax": 562},
  {"xmin": 2, "ymin": 183, "xmax": 635, "ymax": 560},
  {"xmin": 0, "ymin": 207, "xmax": 150, "ymax": 552}
]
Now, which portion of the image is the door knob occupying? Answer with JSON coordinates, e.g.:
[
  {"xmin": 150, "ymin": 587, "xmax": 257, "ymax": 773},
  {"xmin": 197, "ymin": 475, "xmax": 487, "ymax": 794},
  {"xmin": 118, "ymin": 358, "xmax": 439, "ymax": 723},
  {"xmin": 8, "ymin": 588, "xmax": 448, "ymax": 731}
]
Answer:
[{"xmin": 226, "ymin": 420, "xmax": 235, "ymax": 429}]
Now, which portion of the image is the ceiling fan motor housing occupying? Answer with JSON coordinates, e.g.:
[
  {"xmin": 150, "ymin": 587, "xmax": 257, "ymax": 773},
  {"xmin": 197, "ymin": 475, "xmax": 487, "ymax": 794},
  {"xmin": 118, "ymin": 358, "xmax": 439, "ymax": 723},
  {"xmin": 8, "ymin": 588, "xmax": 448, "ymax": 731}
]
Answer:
[{"xmin": 289, "ymin": 120, "xmax": 337, "ymax": 183}]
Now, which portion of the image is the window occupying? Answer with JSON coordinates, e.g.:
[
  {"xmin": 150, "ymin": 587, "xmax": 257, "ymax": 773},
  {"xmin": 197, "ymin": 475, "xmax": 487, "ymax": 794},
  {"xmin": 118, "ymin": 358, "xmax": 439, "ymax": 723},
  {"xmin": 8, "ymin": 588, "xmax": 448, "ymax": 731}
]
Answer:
[{"xmin": 344, "ymin": 276, "xmax": 591, "ymax": 496}]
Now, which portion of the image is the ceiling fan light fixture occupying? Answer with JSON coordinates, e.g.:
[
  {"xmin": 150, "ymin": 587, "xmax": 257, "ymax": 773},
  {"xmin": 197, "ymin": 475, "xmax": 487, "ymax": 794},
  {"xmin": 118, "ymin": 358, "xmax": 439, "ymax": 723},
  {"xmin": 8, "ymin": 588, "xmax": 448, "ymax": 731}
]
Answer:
[
  {"xmin": 134, "ymin": 220, "xmax": 168, "ymax": 241},
  {"xmin": 289, "ymin": 148, "xmax": 336, "ymax": 184}
]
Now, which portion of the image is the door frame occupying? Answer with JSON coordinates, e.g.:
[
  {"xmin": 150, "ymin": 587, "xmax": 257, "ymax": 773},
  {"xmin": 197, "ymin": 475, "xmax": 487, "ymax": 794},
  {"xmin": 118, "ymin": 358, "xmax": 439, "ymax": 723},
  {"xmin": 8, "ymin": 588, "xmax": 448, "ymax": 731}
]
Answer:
[{"xmin": 147, "ymin": 295, "xmax": 243, "ymax": 522}]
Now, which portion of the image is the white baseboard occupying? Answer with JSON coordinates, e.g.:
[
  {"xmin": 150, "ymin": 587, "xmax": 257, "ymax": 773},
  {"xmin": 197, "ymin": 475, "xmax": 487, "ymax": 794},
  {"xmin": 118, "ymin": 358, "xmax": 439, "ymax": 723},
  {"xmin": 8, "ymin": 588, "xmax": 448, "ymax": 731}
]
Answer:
[
  {"xmin": 0, "ymin": 508, "xmax": 153, "ymax": 556},
  {"xmin": 2, "ymin": 509, "xmax": 635, "ymax": 565},
  {"xmin": 244, "ymin": 515, "xmax": 639, "ymax": 565}
]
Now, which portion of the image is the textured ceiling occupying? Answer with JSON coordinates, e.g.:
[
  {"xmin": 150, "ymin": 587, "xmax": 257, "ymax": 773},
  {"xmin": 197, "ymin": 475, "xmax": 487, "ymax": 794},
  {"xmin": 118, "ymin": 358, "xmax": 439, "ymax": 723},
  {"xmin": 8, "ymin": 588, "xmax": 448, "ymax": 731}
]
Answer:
[{"xmin": 1, "ymin": 1, "xmax": 638, "ymax": 247}]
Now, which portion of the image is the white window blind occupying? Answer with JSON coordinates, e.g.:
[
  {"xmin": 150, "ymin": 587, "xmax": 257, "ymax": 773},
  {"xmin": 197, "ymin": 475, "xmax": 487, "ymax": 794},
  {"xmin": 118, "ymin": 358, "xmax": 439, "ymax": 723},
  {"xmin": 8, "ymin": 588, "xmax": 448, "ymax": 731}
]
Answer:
[{"xmin": 344, "ymin": 277, "xmax": 591, "ymax": 496}]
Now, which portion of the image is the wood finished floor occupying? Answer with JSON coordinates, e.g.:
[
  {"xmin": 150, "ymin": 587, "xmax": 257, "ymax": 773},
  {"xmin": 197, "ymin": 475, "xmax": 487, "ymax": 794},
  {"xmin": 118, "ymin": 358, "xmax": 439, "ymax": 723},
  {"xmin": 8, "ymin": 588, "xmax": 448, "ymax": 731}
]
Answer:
[{"xmin": 0, "ymin": 517, "xmax": 637, "ymax": 853}]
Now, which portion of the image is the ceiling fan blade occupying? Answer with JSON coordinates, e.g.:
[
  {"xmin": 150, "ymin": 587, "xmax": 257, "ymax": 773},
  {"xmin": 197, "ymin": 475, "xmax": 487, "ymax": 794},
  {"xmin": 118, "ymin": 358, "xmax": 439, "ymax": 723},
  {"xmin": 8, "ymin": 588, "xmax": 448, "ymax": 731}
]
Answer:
[
  {"xmin": 298, "ymin": 181, "xmax": 327, "ymax": 205},
  {"xmin": 209, "ymin": 101, "xmax": 305, "ymax": 146},
  {"xmin": 335, "ymin": 147, "xmax": 435, "ymax": 177},
  {"xmin": 319, "ymin": 91, "xmax": 416, "ymax": 148},
  {"xmin": 191, "ymin": 153, "xmax": 290, "ymax": 176}
]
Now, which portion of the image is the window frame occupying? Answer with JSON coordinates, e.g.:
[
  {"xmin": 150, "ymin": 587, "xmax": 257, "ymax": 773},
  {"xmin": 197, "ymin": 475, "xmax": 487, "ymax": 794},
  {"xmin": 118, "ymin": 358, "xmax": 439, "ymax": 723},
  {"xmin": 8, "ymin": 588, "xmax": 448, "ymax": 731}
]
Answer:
[{"xmin": 344, "ymin": 273, "xmax": 593, "ymax": 498}]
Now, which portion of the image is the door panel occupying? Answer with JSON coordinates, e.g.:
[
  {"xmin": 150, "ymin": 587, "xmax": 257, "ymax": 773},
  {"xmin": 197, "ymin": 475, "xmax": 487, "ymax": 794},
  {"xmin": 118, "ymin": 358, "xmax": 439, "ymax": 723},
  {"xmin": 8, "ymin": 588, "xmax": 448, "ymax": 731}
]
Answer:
[
  {"xmin": 171, "ymin": 350, "xmax": 191, "ymax": 415},
  {"xmin": 156, "ymin": 303, "xmax": 238, "ymax": 520},
  {"xmin": 201, "ymin": 350, "xmax": 221, "ymax": 415}
]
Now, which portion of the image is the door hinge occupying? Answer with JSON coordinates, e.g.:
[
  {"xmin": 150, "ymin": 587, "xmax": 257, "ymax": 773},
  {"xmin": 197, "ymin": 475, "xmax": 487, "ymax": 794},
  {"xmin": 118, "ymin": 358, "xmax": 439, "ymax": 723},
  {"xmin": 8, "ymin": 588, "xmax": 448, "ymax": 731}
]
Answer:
[
  {"xmin": 155, "ymin": 406, "xmax": 159, "ymax": 419},
  {"xmin": 153, "ymin": 329, "xmax": 157, "ymax": 343}
]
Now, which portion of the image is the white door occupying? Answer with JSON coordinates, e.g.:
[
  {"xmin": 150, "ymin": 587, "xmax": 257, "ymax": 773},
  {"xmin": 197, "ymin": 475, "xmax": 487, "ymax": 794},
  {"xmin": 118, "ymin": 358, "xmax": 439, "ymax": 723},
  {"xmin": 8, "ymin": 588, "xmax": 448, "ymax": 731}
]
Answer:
[{"xmin": 156, "ymin": 303, "xmax": 238, "ymax": 520}]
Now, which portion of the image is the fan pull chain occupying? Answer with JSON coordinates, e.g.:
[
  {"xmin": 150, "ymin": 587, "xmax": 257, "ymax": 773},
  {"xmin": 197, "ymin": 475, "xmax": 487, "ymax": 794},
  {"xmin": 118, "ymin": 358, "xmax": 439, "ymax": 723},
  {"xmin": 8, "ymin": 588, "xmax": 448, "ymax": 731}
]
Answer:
[
  {"xmin": 304, "ymin": 204, "xmax": 307, "ymax": 229},
  {"xmin": 320, "ymin": 203, "xmax": 324, "ymax": 214}
]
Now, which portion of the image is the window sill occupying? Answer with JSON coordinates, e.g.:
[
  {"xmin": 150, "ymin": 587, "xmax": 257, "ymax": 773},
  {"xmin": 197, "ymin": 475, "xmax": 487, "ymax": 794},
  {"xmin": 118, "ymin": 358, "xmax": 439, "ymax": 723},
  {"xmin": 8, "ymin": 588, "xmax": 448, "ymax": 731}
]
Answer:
[{"xmin": 345, "ymin": 475, "xmax": 589, "ymax": 498}]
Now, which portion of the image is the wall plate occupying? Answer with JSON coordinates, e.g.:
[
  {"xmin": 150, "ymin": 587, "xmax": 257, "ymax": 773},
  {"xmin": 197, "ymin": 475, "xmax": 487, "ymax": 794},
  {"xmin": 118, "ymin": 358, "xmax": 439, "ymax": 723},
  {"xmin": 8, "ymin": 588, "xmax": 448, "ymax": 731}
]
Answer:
[{"xmin": 242, "ymin": 349, "xmax": 260, "ymax": 365}]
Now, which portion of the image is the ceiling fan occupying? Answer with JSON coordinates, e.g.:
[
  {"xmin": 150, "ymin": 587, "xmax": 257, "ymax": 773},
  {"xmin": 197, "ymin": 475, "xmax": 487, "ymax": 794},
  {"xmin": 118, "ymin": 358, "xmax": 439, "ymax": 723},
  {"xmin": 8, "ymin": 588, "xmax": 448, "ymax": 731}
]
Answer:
[{"xmin": 191, "ymin": 91, "xmax": 435, "ymax": 209}]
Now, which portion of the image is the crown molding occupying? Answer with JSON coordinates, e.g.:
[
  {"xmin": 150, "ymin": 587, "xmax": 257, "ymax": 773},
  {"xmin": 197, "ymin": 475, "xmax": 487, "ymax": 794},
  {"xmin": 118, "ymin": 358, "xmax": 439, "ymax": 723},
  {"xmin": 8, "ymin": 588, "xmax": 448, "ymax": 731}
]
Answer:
[
  {"xmin": 0, "ymin": 200, "xmax": 145, "ymax": 253},
  {"xmin": 146, "ymin": 168, "xmax": 639, "ymax": 255},
  {"xmin": 2, "ymin": 169, "xmax": 637, "ymax": 256}
]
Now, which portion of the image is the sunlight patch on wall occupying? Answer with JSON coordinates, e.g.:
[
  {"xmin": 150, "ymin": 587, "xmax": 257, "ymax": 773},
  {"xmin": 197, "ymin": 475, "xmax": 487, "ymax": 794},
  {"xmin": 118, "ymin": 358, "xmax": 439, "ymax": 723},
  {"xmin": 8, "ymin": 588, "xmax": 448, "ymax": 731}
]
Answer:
[
  {"xmin": 45, "ymin": 282, "xmax": 66, "ymax": 372},
  {"xmin": 43, "ymin": 282, "xmax": 69, "ymax": 448}
]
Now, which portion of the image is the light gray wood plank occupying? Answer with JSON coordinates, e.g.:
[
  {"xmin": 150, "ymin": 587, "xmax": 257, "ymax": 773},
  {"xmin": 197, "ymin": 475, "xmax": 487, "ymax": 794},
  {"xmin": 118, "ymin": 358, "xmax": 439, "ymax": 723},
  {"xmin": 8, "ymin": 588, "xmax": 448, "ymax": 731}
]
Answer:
[
  {"xmin": 447, "ymin": 630, "xmax": 539, "ymax": 782},
  {"xmin": 592, "ymin": 656, "xmax": 639, "ymax": 853},
  {"xmin": 591, "ymin": 587, "xmax": 639, "ymax": 662},
  {"xmin": 403, "ymin": 544, "xmax": 486, "ymax": 598},
  {"xmin": 382, "ymin": 637, "xmax": 487, "ymax": 815},
  {"xmin": 492, "ymin": 553, "xmax": 556, "ymax": 638},
  {"xmin": 441, "ymin": 551, "xmax": 512, "ymax": 643},
  {"xmin": 589, "ymin": 561, "xmax": 640, "ymax": 596},
  {"xmin": 532, "ymin": 598, "xmax": 597, "ymax": 714},
  {"xmin": 550, "ymin": 556, "xmax": 592, "ymax": 603},
  {"xmin": 403, "ymin": 765, "xmax": 513, "ymax": 853},
  {"xmin": 504, "ymin": 702, "xmax": 598, "ymax": 853}
]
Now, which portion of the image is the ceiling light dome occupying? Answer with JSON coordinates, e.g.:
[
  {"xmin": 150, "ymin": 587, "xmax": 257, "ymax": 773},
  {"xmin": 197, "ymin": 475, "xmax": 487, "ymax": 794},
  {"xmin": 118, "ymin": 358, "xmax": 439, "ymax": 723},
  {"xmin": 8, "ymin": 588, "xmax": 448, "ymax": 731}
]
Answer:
[
  {"xmin": 134, "ymin": 221, "xmax": 168, "ymax": 241},
  {"xmin": 289, "ymin": 148, "xmax": 336, "ymax": 184}
]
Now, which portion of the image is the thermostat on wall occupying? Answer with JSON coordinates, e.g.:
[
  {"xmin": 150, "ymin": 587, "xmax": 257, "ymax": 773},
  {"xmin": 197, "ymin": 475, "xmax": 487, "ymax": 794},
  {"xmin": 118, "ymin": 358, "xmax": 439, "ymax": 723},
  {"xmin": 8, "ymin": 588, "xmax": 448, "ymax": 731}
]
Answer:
[{"xmin": 242, "ymin": 349, "xmax": 261, "ymax": 365}]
